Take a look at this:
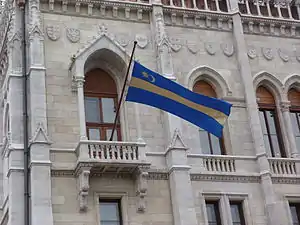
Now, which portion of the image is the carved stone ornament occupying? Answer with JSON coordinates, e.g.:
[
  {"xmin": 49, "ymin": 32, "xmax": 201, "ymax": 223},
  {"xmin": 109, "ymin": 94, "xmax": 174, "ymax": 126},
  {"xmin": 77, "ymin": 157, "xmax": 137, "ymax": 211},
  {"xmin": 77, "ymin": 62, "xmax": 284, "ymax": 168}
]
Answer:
[
  {"xmin": 170, "ymin": 38, "xmax": 182, "ymax": 52},
  {"xmin": 221, "ymin": 43, "xmax": 234, "ymax": 57},
  {"xmin": 135, "ymin": 34, "xmax": 148, "ymax": 49},
  {"xmin": 205, "ymin": 42, "xmax": 217, "ymax": 55},
  {"xmin": 295, "ymin": 50, "xmax": 300, "ymax": 62},
  {"xmin": 46, "ymin": 24, "xmax": 61, "ymax": 41},
  {"xmin": 116, "ymin": 34, "xmax": 129, "ymax": 47},
  {"xmin": 66, "ymin": 28, "xmax": 80, "ymax": 43},
  {"xmin": 247, "ymin": 46, "xmax": 257, "ymax": 59},
  {"xmin": 186, "ymin": 41, "xmax": 199, "ymax": 54},
  {"xmin": 262, "ymin": 47, "xmax": 274, "ymax": 60},
  {"xmin": 278, "ymin": 49, "xmax": 289, "ymax": 62}
]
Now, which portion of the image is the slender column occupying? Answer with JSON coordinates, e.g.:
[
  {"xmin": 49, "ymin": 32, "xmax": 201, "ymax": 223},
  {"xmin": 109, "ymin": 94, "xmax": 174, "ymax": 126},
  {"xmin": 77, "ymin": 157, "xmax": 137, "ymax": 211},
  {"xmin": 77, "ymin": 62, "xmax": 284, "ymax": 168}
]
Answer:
[
  {"xmin": 75, "ymin": 77, "xmax": 87, "ymax": 140},
  {"xmin": 215, "ymin": 0, "xmax": 220, "ymax": 11},
  {"xmin": 256, "ymin": 0, "xmax": 261, "ymax": 15},
  {"xmin": 287, "ymin": 2, "xmax": 293, "ymax": 18},
  {"xmin": 276, "ymin": 2, "xmax": 282, "ymax": 17},
  {"xmin": 245, "ymin": 0, "xmax": 251, "ymax": 14},
  {"xmin": 280, "ymin": 102, "xmax": 298, "ymax": 157},
  {"xmin": 266, "ymin": 0, "xmax": 272, "ymax": 16}
]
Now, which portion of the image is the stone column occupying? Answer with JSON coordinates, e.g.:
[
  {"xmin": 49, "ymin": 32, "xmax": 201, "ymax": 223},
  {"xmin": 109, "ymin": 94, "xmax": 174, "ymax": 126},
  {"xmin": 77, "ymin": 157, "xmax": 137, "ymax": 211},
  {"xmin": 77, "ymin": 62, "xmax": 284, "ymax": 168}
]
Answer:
[
  {"xmin": 228, "ymin": 1, "xmax": 288, "ymax": 224},
  {"xmin": 74, "ymin": 76, "xmax": 87, "ymax": 140},
  {"xmin": 280, "ymin": 101, "xmax": 298, "ymax": 157},
  {"xmin": 26, "ymin": 0, "xmax": 54, "ymax": 223},
  {"xmin": 5, "ymin": 1, "xmax": 25, "ymax": 225},
  {"xmin": 151, "ymin": 4, "xmax": 198, "ymax": 225}
]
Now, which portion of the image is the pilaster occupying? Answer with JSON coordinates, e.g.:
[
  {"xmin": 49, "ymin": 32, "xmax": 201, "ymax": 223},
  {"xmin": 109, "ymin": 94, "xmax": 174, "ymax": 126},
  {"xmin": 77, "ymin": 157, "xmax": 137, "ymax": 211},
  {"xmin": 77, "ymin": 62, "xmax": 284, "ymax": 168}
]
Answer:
[
  {"xmin": 165, "ymin": 130, "xmax": 198, "ymax": 225},
  {"xmin": 26, "ymin": 0, "xmax": 54, "ymax": 223},
  {"xmin": 151, "ymin": 5, "xmax": 198, "ymax": 225},
  {"xmin": 228, "ymin": 1, "xmax": 287, "ymax": 224}
]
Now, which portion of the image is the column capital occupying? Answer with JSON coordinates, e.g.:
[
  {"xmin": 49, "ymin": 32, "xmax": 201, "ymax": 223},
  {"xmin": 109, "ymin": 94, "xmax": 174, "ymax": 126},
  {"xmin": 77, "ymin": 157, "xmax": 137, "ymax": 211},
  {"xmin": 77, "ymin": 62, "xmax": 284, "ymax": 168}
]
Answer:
[
  {"xmin": 73, "ymin": 76, "xmax": 85, "ymax": 88},
  {"xmin": 280, "ymin": 101, "xmax": 291, "ymax": 112}
]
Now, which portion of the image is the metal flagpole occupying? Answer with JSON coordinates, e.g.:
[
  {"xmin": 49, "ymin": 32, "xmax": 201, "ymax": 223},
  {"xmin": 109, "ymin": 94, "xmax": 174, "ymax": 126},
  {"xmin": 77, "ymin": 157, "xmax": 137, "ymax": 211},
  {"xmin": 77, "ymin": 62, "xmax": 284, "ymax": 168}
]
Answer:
[{"xmin": 109, "ymin": 41, "xmax": 138, "ymax": 141}]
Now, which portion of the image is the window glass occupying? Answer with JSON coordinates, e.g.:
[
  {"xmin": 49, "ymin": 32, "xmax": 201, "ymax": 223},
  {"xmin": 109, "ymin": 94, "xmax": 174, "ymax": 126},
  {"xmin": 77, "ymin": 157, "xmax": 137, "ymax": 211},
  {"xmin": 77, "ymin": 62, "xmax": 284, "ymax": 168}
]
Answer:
[
  {"xmin": 106, "ymin": 129, "xmax": 118, "ymax": 141},
  {"xmin": 102, "ymin": 98, "xmax": 116, "ymax": 123},
  {"xmin": 88, "ymin": 128, "xmax": 100, "ymax": 140},
  {"xmin": 99, "ymin": 201, "xmax": 120, "ymax": 225},
  {"xmin": 205, "ymin": 201, "xmax": 221, "ymax": 225},
  {"xmin": 230, "ymin": 202, "xmax": 245, "ymax": 225},
  {"xmin": 289, "ymin": 204, "xmax": 300, "ymax": 225},
  {"xmin": 211, "ymin": 135, "xmax": 222, "ymax": 155},
  {"xmin": 85, "ymin": 97, "xmax": 100, "ymax": 123},
  {"xmin": 200, "ymin": 129, "xmax": 210, "ymax": 154}
]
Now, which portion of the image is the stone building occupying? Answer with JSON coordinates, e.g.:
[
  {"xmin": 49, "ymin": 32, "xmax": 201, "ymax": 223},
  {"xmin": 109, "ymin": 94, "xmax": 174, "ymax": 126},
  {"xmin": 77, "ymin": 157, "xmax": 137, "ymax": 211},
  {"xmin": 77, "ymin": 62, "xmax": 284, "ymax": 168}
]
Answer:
[{"xmin": 1, "ymin": 0, "xmax": 300, "ymax": 224}]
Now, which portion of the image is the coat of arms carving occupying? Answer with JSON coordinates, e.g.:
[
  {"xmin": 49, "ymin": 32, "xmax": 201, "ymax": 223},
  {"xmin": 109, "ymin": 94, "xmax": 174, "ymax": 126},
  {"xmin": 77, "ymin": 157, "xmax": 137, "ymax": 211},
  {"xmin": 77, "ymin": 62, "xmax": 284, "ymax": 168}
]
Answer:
[
  {"xmin": 135, "ymin": 34, "xmax": 148, "ymax": 49},
  {"xmin": 46, "ymin": 25, "xmax": 61, "ymax": 41},
  {"xmin": 66, "ymin": 28, "xmax": 80, "ymax": 43}
]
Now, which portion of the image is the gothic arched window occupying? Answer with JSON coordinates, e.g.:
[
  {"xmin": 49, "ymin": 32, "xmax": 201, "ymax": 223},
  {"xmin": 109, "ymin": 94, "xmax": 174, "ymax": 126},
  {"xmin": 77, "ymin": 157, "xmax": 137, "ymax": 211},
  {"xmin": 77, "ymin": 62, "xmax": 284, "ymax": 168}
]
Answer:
[
  {"xmin": 288, "ymin": 88, "xmax": 300, "ymax": 153},
  {"xmin": 193, "ymin": 80, "xmax": 226, "ymax": 155},
  {"xmin": 257, "ymin": 86, "xmax": 285, "ymax": 157},
  {"xmin": 84, "ymin": 69, "xmax": 121, "ymax": 141}
]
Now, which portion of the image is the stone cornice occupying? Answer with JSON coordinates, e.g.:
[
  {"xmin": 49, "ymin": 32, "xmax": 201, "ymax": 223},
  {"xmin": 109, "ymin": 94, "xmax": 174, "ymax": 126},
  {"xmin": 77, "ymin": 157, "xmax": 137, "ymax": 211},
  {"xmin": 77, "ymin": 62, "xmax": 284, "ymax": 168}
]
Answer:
[
  {"xmin": 190, "ymin": 173, "xmax": 261, "ymax": 183},
  {"xmin": 241, "ymin": 14, "xmax": 300, "ymax": 26},
  {"xmin": 162, "ymin": 6, "xmax": 233, "ymax": 19}
]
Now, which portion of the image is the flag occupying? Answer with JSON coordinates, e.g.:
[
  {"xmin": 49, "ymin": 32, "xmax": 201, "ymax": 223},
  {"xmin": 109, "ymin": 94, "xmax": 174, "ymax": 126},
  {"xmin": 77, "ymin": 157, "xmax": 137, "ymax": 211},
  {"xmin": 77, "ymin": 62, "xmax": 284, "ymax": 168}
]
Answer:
[{"xmin": 125, "ymin": 61, "xmax": 232, "ymax": 137}]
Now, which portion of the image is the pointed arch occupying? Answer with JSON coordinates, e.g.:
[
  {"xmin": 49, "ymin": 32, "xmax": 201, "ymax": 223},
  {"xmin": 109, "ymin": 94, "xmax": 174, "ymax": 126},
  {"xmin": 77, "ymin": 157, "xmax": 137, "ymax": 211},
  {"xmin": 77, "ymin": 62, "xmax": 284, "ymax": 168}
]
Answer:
[
  {"xmin": 70, "ymin": 32, "xmax": 131, "ymax": 141},
  {"xmin": 283, "ymin": 74, "xmax": 300, "ymax": 97},
  {"xmin": 253, "ymin": 71, "xmax": 284, "ymax": 102},
  {"xmin": 186, "ymin": 66, "xmax": 231, "ymax": 98}
]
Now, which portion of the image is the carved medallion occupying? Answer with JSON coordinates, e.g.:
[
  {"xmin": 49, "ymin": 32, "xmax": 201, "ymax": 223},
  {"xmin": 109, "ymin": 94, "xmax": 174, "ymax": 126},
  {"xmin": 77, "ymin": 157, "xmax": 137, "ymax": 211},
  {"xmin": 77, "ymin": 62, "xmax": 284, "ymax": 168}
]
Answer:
[
  {"xmin": 170, "ymin": 38, "xmax": 182, "ymax": 52},
  {"xmin": 221, "ymin": 43, "xmax": 234, "ymax": 57},
  {"xmin": 205, "ymin": 42, "xmax": 217, "ymax": 55},
  {"xmin": 66, "ymin": 28, "xmax": 80, "ymax": 43},
  {"xmin": 247, "ymin": 46, "xmax": 257, "ymax": 59},
  {"xmin": 46, "ymin": 24, "xmax": 60, "ymax": 41},
  {"xmin": 116, "ymin": 34, "xmax": 129, "ymax": 47},
  {"xmin": 278, "ymin": 49, "xmax": 289, "ymax": 62},
  {"xmin": 262, "ymin": 47, "xmax": 274, "ymax": 60},
  {"xmin": 135, "ymin": 34, "xmax": 148, "ymax": 49},
  {"xmin": 186, "ymin": 41, "xmax": 199, "ymax": 54},
  {"xmin": 295, "ymin": 50, "xmax": 300, "ymax": 62}
]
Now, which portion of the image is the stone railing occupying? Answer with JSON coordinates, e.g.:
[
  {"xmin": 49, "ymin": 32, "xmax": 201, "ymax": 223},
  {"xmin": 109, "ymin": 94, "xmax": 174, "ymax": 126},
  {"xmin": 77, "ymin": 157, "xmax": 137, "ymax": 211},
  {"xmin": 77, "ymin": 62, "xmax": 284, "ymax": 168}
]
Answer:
[
  {"xmin": 162, "ymin": 0, "xmax": 229, "ymax": 12},
  {"xmin": 268, "ymin": 158, "xmax": 300, "ymax": 175},
  {"xmin": 203, "ymin": 156, "xmax": 236, "ymax": 172},
  {"xmin": 238, "ymin": 0, "xmax": 299, "ymax": 20},
  {"xmin": 188, "ymin": 154, "xmax": 258, "ymax": 174},
  {"xmin": 76, "ymin": 140, "xmax": 148, "ymax": 164}
]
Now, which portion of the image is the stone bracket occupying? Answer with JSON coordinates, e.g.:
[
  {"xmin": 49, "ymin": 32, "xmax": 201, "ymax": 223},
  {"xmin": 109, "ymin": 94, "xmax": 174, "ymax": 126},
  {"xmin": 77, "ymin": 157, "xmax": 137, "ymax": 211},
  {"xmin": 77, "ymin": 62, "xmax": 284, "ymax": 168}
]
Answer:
[
  {"xmin": 76, "ymin": 166, "xmax": 91, "ymax": 212},
  {"xmin": 135, "ymin": 166, "xmax": 149, "ymax": 213}
]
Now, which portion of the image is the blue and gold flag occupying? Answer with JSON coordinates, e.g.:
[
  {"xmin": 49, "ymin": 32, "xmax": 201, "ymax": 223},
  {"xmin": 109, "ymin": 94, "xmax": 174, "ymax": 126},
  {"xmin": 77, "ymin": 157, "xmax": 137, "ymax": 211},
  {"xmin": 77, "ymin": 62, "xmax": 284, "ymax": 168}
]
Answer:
[{"xmin": 125, "ymin": 61, "xmax": 232, "ymax": 137}]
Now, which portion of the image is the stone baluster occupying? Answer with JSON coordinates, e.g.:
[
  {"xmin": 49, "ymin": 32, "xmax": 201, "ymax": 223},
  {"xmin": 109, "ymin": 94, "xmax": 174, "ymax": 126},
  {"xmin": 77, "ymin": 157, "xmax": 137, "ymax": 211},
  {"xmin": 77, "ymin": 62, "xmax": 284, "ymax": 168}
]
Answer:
[
  {"xmin": 256, "ymin": 0, "xmax": 262, "ymax": 15},
  {"xmin": 215, "ymin": 0, "xmax": 220, "ymax": 11},
  {"xmin": 266, "ymin": 0, "xmax": 272, "ymax": 16},
  {"xmin": 204, "ymin": 0, "xmax": 209, "ymax": 9},
  {"xmin": 276, "ymin": 0, "xmax": 283, "ymax": 17},
  {"xmin": 245, "ymin": 0, "xmax": 251, "ymax": 14},
  {"xmin": 287, "ymin": 1, "xmax": 293, "ymax": 19}
]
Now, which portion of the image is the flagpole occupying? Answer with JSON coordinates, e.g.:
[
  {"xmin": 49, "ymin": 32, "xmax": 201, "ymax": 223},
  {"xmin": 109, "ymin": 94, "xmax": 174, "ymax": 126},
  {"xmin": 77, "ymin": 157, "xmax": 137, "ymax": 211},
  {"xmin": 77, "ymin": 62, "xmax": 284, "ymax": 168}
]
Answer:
[{"xmin": 109, "ymin": 41, "xmax": 138, "ymax": 141}]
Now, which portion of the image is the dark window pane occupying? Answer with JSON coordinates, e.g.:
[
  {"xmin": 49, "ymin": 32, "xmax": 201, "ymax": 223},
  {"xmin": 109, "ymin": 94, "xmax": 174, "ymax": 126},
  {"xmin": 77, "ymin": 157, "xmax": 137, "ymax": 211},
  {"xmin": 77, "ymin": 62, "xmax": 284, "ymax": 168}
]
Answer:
[
  {"xmin": 101, "ymin": 98, "xmax": 116, "ymax": 123},
  {"xmin": 106, "ymin": 129, "xmax": 118, "ymax": 141},
  {"xmin": 211, "ymin": 135, "xmax": 222, "ymax": 155},
  {"xmin": 99, "ymin": 201, "xmax": 120, "ymax": 223},
  {"xmin": 289, "ymin": 204, "xmax": 300, "ymax": 225},
  {"xmin": 88, "ymin": 128, "xmax": 100, "ymax": 140},
  {"xmin": 230, "ymin": 202, "xmax": 245, "ymax": 225},
  {"xmin": 85, "ymin": 97, "xmax": 100, "ymax": 123},
  {"xmin": 206, "ymin": 201, "xmax": 221, "ymax": 225},
  {"xmin": 200, "ymin": 129, "xmax": 210, "ymax": 154},
  {"xmin": 290, "ymin": 113, "xmax": 300, "ymax": 135}
]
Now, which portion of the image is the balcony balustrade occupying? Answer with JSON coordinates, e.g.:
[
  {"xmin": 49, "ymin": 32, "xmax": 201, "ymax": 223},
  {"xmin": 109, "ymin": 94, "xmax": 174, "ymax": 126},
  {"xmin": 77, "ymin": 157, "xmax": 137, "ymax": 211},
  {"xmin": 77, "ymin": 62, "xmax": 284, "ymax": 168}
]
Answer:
[
  {"xmin": 75, "ymin": 140, "xmax": 150, "ymax": 173},
  {"xmin": 268, "ymin": 158, "xmax": 300, "ymax": 176}
]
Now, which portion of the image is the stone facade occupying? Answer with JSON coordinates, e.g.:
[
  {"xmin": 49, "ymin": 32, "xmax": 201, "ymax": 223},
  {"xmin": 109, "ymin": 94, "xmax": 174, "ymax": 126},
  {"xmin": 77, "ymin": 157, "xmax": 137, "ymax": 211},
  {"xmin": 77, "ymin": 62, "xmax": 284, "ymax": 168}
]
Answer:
[{"xmin": 1, "ymin": 0, "xmax": 300, "ymax": 224}]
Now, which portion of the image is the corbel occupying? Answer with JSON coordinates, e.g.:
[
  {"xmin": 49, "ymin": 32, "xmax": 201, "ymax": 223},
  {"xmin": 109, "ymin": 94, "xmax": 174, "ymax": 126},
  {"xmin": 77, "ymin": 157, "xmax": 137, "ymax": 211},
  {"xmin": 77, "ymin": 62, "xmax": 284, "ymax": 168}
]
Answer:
[
  {"xmin": 135, "ymin": 166, "xmax": 149, "ymax": 213},
  {"xmin": 77, "ymin": 166, "xmax": 91, "ymax": 212}
]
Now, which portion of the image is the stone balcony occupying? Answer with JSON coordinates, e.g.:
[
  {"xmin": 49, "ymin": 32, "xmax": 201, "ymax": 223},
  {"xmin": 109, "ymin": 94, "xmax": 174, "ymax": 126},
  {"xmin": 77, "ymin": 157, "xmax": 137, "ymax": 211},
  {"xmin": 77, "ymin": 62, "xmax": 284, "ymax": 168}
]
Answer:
[
  {"xmin": 75, "ymin": 140, "xmax": 151, "ymax": 212},
  {"xmin": 188, "ymin": 154, "xmax": 300, "ymax": 182}
]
